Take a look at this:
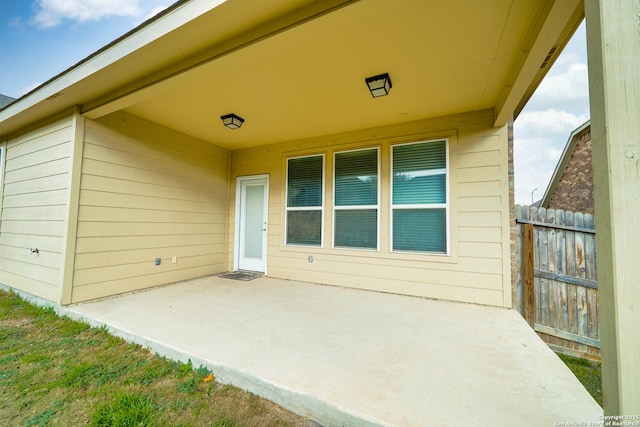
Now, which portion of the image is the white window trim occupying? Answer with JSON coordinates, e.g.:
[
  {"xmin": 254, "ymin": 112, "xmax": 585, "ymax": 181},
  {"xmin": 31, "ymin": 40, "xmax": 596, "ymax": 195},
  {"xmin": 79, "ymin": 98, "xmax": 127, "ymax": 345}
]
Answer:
[
  {"xmin": 390, "ymin": 138, "xmax": 450, "ymax": 255},
  {"xmin": 332, "ymin": 147, "xmax": 380, "ymax": 251},
  {"xmin": 285, "ymin": 153, "xmax": 325, "ymax": 247}
]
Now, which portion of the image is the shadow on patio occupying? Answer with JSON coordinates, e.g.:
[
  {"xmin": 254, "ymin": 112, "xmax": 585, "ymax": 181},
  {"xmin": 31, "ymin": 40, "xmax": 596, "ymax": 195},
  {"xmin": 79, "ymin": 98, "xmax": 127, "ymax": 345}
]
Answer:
[{"xmin": 66, "ymin": 275, "xmax": 601, "ymax": 426}]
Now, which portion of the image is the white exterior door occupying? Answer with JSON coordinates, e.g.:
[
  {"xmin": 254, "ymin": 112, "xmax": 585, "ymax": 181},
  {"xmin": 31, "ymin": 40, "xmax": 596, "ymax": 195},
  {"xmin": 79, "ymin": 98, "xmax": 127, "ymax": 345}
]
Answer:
[{"xmin": 236, "ymin": 176, "xmax": 268, "ymax": 272}]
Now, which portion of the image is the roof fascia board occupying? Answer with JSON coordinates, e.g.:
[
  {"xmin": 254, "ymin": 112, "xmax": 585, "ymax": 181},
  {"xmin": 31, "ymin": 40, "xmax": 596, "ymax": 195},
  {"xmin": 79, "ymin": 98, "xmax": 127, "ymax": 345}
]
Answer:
[
  {"xmin": 81, "ymin": 0, "xmax": 360, "ymax": 120},
  {"xmin": 494, "ymin": 0, "xmax": 583, "ymax": 127},
  {"xmin": 540, "ymin": 119, "xmax": 591, "ymax": 207},
  {"xmin": 0, "ymin": 0, "xmax": 220, "ymax": 124}
]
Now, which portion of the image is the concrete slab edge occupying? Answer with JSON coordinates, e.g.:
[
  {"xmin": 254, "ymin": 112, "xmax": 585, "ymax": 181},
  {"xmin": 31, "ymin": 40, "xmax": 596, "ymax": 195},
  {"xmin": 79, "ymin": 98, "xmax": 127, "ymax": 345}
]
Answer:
[{"xmin": 1, "ymin": 285, "xmax": 385, "ymax": 427}]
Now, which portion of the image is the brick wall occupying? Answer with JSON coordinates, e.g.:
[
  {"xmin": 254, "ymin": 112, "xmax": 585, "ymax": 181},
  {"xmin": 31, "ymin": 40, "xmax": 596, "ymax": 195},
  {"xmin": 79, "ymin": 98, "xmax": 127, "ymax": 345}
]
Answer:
[
  {"xmin": 548, "ymin": 128, "xmax": 594, "ymax": 214},
  {"xmin": 508, "ymin": 121, "xmax": 518, "ymax": 307}
]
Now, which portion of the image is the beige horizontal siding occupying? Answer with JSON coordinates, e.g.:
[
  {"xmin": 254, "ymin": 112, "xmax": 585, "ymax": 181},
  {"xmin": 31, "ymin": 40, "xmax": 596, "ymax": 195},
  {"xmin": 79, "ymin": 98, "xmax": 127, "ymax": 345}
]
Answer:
[
  {"xmin": 457, "ymin": 196, "xmax": 502, "ymax": 212},
  {"xmin": 71, "ymin": 265, "xmax": 217, "ymax": 302},
  {"xmin": 3, "ymin": 174, "xmax": 69, "ymax": 196},
  {"xmin": 74, "ymin": 243, "xmax": 223, "ymax": 269},
  {"xmin": 76, "ymin": 221, "xmax": 215, "ymax": 237},
  {"xmin": 80, "ymin": 174, "xmax": 218, "ymax": 203},
  {"xmin": 229, "ymin": 109, "xmax": 512, "ymax": 307},
  {"xmin": 71, "ymin": 112, "xmax": 229, "ymax": 302},
  {"xmin": 458, "ymin": 211, "xmax": 502, "ymax": 227},
  {"xmin": 1, "ymin": 220, "xmax": 67, "ymax": 237},
  {"xmin": 458, "ymin": 242, "xmax": 502, "ymax": 258},
  {"xmin": 266, "ymin": 264, "xmax": 504, "ymax": 307},
  {"xmin": 458, "ymin": 165, "xmax": 501, "ymax": 182},
  {"xmin": 4, "ymin": 158, "xmax": 68, "ymax": 183},
  {"xmin": 79, "ymin": 190, "xmax": 220, "ymax": 213},
  {"xmin": 458, "ymin": 226, "xmax": 502, "ymax": 242},
  {"xmin": 75, "ymin": 233, "xmax": 222, "ymax": 252},
  {"xmin": 2, "ymin": 189, "xmax": 69, "ymax": 208},
  {"xmin": 458, "ymin": 181, "xmax": 502, "ymax": 197},
  {"xmin": 0, "ymin": 117, "xmax": 73, "ymax": 302},
  {"xmin": 267, "ymin": 252, "xmax": 503, "ymax": 288},
  {"xmin": 457, "ymin": 150, "xmax": 501, "ymax": 168},
  {"xmin": 2, "ymin": 205, "xmax": 68, "ymax": 221},
  {"xmin": 0, "ymin": 246, "xmax": 63, "ymax": 270},
  {"xmin": 73, "ymin": 253, "xmax": 223, "ymax": 286},
  {"xmin": 78, "ymin": 206, "xmax": 222, "ymax": 224},
  {"xmin": 0, "ymin": 269, "xmax": 60, "ymax": 302},
  {"xmin": 1, "ymin": 233, "xmax": 66, "ymax": 256}
]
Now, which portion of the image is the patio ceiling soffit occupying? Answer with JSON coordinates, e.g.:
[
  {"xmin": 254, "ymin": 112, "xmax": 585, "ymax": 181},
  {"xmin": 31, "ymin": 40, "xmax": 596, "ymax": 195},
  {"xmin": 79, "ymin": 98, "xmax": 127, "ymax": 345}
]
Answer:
[{"xmin": 81, "ymin": 0, "xmax": 360, "ymax": 120}]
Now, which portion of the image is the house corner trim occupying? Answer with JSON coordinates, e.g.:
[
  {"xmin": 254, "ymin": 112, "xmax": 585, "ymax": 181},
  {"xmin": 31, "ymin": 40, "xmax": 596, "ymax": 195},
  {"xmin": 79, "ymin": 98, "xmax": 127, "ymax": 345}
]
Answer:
[{"xmin": 59, "ymin": 108, "xmax": 85, "ymax": 305}]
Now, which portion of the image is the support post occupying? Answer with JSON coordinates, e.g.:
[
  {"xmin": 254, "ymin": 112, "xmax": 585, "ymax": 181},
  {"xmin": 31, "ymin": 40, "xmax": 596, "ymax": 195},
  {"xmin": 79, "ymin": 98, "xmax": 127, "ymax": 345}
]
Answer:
[
  {"xmin": 585, "ymin": 0, "xmax": 640, "ymax": 414},
  {"xmin": 523, "ymin": 223, "xmax": 535, "ymax": 327}
]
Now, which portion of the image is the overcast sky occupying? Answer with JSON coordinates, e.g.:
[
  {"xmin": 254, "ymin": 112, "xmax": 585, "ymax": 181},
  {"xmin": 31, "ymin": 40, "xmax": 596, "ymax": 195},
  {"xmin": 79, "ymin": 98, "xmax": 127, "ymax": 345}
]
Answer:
[
  {"xmin": 1, "ymin": 1, "xmax": 590, "ymax": 206},
  {"xmin": 514, "ymin": 22, "xmax": 590, "ymax": 205}
]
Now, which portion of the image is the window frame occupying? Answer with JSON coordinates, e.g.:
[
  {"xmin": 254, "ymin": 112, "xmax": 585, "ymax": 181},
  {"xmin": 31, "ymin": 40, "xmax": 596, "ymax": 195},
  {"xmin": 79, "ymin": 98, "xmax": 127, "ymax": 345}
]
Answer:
[
  {"xmin": 390, "ymin": 138, "xmax": 449, "ymax": 255},
  {"xmin": 332, "ymin": 146, "xmax": 380, "ymax": 251},
  {"xmin": 284, "ymin": 153, "xmax": 325, "ymax": 247}
]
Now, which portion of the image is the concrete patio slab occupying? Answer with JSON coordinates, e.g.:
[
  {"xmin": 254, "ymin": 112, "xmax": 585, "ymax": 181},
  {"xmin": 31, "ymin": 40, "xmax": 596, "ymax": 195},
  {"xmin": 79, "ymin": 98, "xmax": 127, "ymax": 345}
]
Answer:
[{"xmin": 62, "ymin": 276, "xmax": 601, "ymax": 426}]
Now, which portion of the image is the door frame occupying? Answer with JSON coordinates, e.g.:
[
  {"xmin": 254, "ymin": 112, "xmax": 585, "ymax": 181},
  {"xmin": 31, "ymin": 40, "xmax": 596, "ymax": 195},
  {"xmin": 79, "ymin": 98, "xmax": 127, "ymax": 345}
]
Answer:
[{"xmin": 233, "ymin": 174, "xmax": 269, "ymax": 273}]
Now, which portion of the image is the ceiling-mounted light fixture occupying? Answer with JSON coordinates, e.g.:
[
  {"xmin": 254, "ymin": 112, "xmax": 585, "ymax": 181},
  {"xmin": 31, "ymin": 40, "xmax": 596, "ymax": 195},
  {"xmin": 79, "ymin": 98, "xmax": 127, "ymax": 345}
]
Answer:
[
  {"xmin": 220, "ymin": 113, "xmax": 245, "ymax": 129},
  {"xmin": 365, "ymin": 73, "xmax": 392, "ymax": 98}
]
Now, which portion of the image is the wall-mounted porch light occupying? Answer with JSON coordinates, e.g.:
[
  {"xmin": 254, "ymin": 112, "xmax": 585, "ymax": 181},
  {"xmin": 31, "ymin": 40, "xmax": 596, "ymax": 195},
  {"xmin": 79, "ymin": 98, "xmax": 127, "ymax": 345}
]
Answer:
[
  {"xmin": 220, "ymin": 113, "xmax": 245, "ymax": 129},
  {"xmin": 365, "ymin": 73, "xmax": 392, "ymax": 98}
]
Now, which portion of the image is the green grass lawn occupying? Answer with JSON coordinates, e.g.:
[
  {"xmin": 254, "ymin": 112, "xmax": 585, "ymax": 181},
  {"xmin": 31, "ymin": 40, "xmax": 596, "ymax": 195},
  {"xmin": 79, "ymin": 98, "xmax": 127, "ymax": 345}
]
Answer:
[
  {"xmin": 0, "ymin": 290, "xmax": 311, "ymax": 426},
  {"xmin": 557, "ymin": 353, "xmax": 603, "ymax": 407}
]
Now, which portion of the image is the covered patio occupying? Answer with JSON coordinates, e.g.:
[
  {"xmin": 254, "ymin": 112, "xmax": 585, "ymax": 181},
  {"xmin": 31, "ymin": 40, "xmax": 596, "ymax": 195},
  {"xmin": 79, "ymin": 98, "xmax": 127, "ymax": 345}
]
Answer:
[
  {"xmin": 1, "ymin": 0, "xmax": 638, "ymax": 416},
  {"xmin": 63, "ymin": 276, "xmax": 601, "ymax": 426}
]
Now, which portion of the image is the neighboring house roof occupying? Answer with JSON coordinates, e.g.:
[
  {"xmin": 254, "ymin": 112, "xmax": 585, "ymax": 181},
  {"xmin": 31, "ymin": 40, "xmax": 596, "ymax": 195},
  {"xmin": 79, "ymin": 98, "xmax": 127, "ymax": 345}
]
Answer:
[
  {"xmin": 0, "ymin": 94, "xmax": 15, "ymax": 109},
  {"xmin": 540, "ymin": 120, "xmax": 591, "ymax": 210},
  {"xmin": 0, "ymin": 0, "xmax": 584, "ymax": 147}
]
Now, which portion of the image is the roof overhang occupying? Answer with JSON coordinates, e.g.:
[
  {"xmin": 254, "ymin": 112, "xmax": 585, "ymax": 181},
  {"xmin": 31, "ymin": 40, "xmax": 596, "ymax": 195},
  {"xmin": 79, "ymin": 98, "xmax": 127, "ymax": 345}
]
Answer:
[{"xmin": 0, "ymin": 0, "xmax": 584, "ymax": 149}]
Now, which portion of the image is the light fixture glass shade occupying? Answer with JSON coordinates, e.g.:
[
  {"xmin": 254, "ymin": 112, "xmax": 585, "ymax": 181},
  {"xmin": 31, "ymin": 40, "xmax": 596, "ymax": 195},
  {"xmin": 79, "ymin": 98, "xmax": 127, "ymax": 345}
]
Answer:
[
  {"xmin": 365, "ymin": 73, "xmax": 392, "ymax": 97},
  {"xmin": 221, "ymin": 113, "xmax": 245, "ymax": 129}
]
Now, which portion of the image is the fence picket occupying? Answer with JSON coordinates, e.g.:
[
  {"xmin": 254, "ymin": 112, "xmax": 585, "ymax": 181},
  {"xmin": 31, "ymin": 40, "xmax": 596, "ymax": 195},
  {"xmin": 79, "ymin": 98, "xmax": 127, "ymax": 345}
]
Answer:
[
  {"xmin": 583, "ymin": 214, "xmax": 598, "ymax": 342},
  {"xmin": 539, "ymin": 208, "xmax": 551, "ymax": 327},
  {"xmin": 530, "ymin": 206, "xmax": 541, "ymax": 324},
  {"xmin": 573, "ymin": 212, "xmax": 589, "ymax": 340},
  {"xmin": 556, "ymin": 210, "xmax": 569, "ymax": 334},
  {"xmin": 565, "ymin": 211, "xmax": 576, "ymax": 276},
  {"xmin": 584, "ymin": 214, "xmax": 596, "ymax": 280},
  {"xmin": 547, "ymin": 209, "xmax": 559, "ymax": 330},
  {"xmin": 564, "ymin": 210, "xmax": 578, "ymax": 336},
  {"xmin": 587, "ymin": 288, "xmax": 599, "ymax": 340}
]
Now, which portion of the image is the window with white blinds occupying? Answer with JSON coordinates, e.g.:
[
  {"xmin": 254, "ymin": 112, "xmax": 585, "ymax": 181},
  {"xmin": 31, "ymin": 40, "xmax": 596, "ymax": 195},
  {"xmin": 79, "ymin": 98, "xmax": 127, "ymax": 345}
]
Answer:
[
  {"xmin": 333, "ymin": 148, "xmax": 379, "ymax": 249},
  {"xmin": 391, "ymin": 140, "xmax": 448, "ymax": 253},
  {"xmin": 286, "ymin": 154, "xmax": 324, "ymax": 246}
]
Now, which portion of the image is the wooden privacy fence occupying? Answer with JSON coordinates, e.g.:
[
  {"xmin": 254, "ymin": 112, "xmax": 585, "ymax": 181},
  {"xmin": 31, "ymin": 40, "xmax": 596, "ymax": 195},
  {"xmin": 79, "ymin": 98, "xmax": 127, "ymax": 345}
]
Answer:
[{"xmin": 514, "ymin": 205, "xmax": 600, "ymax": 360}]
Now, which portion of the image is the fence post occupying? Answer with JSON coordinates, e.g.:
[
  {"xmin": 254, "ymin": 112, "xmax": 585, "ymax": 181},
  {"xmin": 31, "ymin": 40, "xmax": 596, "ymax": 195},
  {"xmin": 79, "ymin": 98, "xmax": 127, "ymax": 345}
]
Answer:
[{"xmin": 523, "ymin": 223, "xmax": 535, "ymax": 327}]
